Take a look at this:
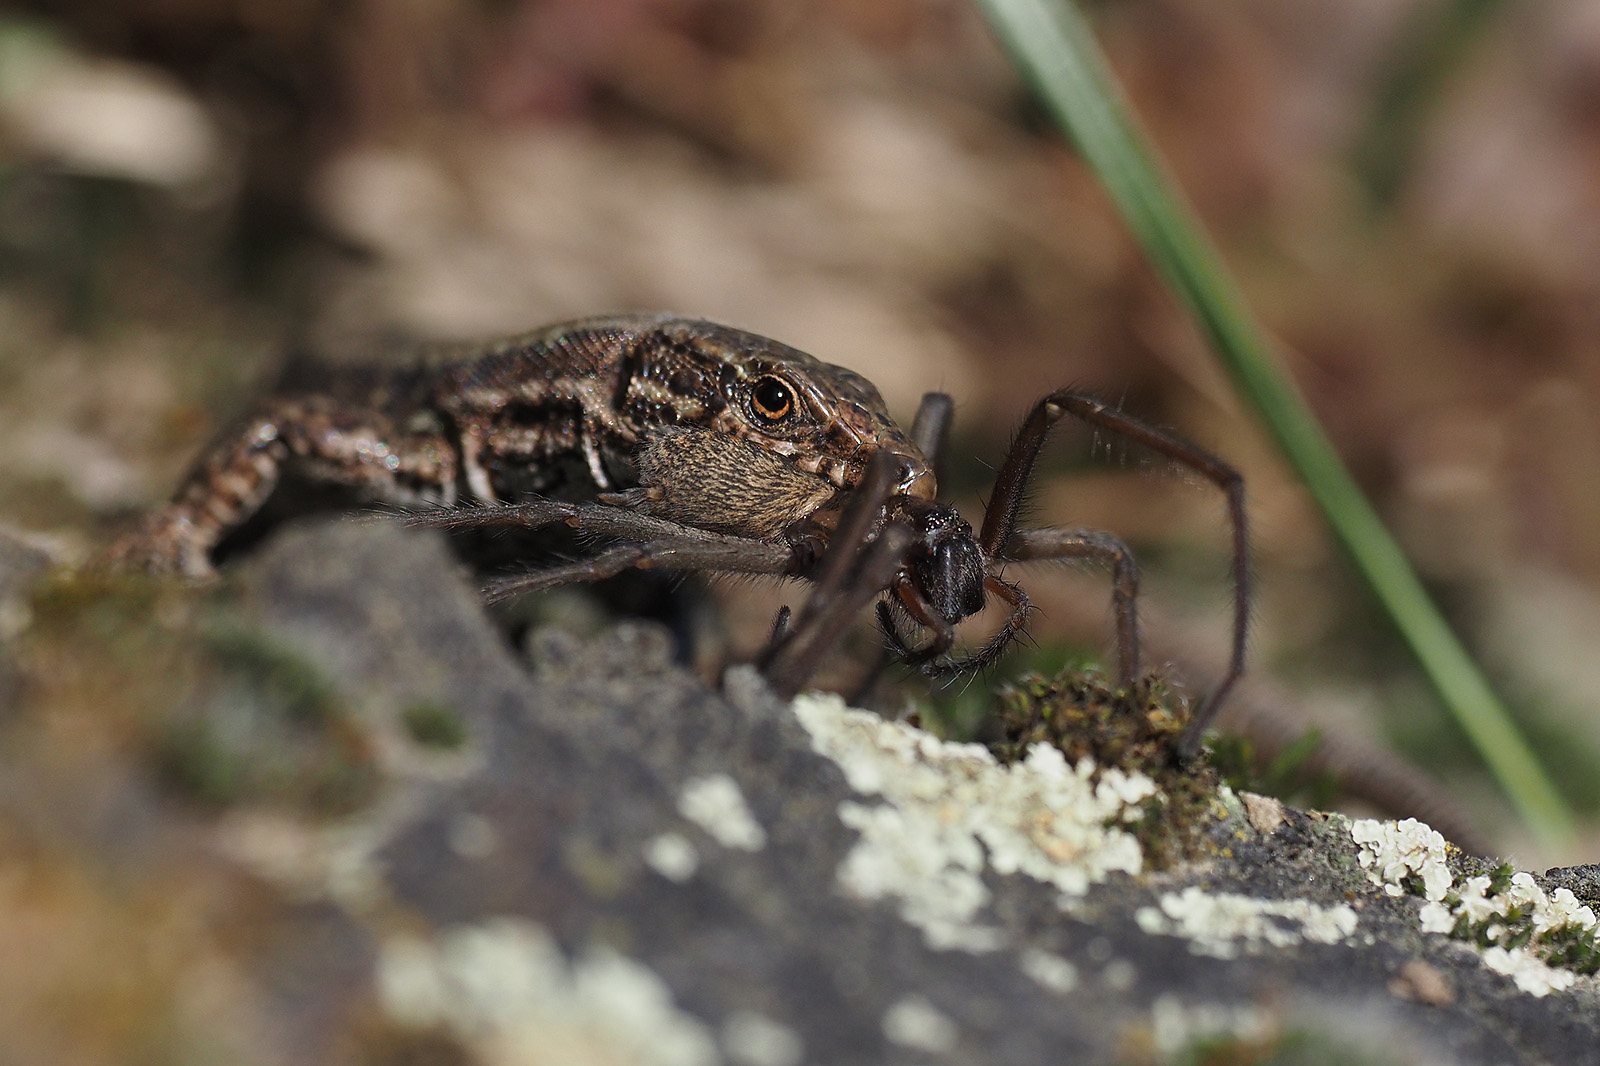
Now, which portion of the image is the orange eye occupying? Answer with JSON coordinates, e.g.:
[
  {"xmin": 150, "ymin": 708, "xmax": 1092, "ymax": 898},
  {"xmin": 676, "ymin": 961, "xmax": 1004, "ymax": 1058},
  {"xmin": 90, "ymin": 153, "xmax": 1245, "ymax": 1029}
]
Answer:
[{"xmin": 750, "ymin": 376, "xmax": 794, "ymax": 423}]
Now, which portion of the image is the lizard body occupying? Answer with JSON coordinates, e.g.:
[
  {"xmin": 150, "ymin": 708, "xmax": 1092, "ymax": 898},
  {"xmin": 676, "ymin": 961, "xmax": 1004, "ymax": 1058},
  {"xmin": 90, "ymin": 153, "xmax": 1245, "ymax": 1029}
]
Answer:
[{"xmin": 106, "ymin": 313, "xmax": 934, "ymax": 577}]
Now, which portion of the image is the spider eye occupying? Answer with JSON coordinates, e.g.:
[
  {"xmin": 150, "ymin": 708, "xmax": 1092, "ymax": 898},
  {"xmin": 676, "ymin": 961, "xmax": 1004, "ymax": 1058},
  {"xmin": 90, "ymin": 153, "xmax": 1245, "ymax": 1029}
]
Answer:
[{"xmin": 750, "ymin": 376, "xmax": 795, "ymax": 423}]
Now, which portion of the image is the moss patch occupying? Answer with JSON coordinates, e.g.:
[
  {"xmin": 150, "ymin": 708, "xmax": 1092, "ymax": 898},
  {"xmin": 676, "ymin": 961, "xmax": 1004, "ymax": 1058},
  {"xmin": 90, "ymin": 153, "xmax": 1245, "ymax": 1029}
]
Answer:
[
  {"xmin": 401, "ymin": 702, "xmax": 467, "ymax": 750},
  {"xmin": 20, "ymin": 572, "xmax": 379, "ymax": 816},
  {"xmin": 987, "ymin": 670, "xmax": 1227, "ymax": 869},
  {"xmin": 157, "ymin": 626, "xmax": 379, "ymax": 814}
]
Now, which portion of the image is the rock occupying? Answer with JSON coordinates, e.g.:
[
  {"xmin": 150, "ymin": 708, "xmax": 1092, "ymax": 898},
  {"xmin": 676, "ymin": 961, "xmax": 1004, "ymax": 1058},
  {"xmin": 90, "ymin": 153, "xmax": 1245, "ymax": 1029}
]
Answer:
[
  {"xmin": 0, "ymin": 524, "xmax": 53, "ymax": 604},
  {"xmin": 0, "ymin": 524, "xmax": 54, "ymax": 703},
  {"xmin": 0, "ymin": 515, "xmax": 1596, "ymax": 1065}
]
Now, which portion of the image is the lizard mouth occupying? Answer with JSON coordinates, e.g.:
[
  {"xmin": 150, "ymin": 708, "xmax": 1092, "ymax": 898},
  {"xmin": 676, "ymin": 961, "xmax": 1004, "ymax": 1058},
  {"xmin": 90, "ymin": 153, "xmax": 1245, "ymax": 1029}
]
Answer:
[
  {"xmin": 797, "ymin": 446, "xmax": 936, "ymax": 500},
  {"xmin": 793, "ymin": 451, "xmax": 844, "ymax": 485},
  {"xmin": 855, "ymin": 441, "xmax": 937, "ymax": 500}
]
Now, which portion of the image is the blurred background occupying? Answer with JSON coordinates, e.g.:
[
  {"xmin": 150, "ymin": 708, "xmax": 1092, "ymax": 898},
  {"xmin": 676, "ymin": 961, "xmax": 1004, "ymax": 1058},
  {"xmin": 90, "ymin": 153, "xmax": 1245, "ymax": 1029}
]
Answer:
[{"xmin": 1, "ymin": 0, "xmax": 1598, "ymax": 860}]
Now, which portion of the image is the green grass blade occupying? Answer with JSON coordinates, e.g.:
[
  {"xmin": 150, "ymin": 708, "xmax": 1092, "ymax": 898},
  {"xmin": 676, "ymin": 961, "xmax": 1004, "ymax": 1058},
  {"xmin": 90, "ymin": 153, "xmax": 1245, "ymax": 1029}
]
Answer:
[{"xmin": 974, "ymin": 0, "xmax": 1574, "ymax": 847}]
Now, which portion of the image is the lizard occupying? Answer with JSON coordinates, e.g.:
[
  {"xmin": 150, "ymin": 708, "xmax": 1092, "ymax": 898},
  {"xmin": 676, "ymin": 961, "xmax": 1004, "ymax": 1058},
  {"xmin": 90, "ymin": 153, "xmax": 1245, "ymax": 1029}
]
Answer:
[{"xmin": 102, "ymin": 312, "xmax": 936, "ymax": 580}]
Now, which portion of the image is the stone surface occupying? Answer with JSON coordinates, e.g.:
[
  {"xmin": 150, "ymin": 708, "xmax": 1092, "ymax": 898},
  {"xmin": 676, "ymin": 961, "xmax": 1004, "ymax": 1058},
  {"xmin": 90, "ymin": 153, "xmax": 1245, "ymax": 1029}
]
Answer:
[
  {"xmin": 1, "ymin": 517, "xmax": 1597, "ymax": 1066},
  {"xmin": 0, "ymin": 524, "xmax": 53, "ymax": 705}
]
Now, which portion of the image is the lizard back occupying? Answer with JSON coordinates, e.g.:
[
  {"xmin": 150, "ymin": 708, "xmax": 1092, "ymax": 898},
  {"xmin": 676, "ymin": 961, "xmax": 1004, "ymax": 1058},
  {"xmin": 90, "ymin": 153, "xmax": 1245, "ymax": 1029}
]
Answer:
[{"xmin": 103, "ymin": 314, "xmax": 935, "ymax": 576}]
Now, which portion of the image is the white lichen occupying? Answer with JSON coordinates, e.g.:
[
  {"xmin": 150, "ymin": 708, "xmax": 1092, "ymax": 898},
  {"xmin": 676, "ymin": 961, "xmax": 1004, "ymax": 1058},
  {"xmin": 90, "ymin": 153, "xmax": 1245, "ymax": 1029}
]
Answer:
[
  {"xmin": 1134, "ymin": 886, "xmax": 1358, "ymax": 959},
  {"xmin": 377, "ymin": 917, "xmax": 720, "ymax": 1066},
  {"xmin": 1019, "ymin": 948, "xmax": 1079, "ymax": 994},
  {"xmin": 678, "ymin": 774, "xmax": 767, "ymax": 851},
  {"xmin": 720, "ymin": 1010, "xmax": 803, "ymax": 1066},
  {"xmin": 791, "ymin": 693, "xmax": 1155, "ymax": 954},
  {"xmin": 644, "ymin": 831, "xmax": 700, "ymax": 883},
  {"xmin": 1351, "ymin": 817, "xmax": 1452, "ymax": 901},
  {"xmin": 881, "ymin": 994, "xmax": 959, "ymax": 1053},
  {"xmin": 1350, "ymin": 817, "xmax": 1599, "ymax": 998},
  {"xmin": 1540, "ymin": 887, "xmax": 1599, "ymax": 934},
  {"xmin": 834, "ymin": 799, "xmax": 1003, "ymax": 952},
  {"xmin": 1482, "ymin": 946, "xmax": 1578, "ymax": 997},
  {"xmin": 1100, "ymin": 958, "xmax": 1138, "ymax": 991}
]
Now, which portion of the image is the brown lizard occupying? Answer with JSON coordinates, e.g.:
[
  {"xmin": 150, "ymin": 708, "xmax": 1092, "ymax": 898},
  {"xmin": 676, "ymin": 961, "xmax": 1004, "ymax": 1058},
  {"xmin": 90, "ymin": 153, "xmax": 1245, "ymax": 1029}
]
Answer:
[{"xmin": 103, "ymin": 313, "xmax": 934, "ymax": 579}]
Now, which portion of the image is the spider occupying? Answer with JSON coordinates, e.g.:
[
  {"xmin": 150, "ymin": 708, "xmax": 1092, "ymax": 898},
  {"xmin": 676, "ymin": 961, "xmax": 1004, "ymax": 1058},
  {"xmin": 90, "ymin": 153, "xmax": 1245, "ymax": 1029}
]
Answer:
[{"xmin": 416, "ymin": 382, "xmax": 1248, "ymax": 758}]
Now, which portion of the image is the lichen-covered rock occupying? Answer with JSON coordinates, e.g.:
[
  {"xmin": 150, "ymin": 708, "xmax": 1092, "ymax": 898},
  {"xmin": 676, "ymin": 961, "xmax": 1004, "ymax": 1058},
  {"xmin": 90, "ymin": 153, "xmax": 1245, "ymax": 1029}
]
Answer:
[{"xmin": 1, "ymin": 518, "xmax": 1597, "ymax": 1066}]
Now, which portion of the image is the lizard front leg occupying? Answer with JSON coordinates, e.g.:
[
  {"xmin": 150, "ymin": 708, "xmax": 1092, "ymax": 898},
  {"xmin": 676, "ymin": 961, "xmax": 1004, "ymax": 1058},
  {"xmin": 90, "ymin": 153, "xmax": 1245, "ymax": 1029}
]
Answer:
[{"xmin": 100, "ymin": 395, "xmax": 457, "ymax": 577}]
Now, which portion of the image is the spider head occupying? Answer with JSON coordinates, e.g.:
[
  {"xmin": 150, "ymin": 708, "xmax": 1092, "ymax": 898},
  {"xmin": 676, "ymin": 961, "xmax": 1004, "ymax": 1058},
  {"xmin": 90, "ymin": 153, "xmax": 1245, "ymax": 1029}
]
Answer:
[{"xmin": 901, "ymin": 499, "xmax": 989, "ymax": 624}]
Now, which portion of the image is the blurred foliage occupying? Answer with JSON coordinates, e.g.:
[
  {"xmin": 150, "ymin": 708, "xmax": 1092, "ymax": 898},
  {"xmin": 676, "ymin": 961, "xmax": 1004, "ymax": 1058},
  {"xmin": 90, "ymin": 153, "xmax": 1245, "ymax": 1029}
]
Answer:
[
  {"xmin": 1209, "ymin": 729, "xmax": 1339, "ymax": 813},
  {"xmin": 1353, "ymin": 0, "xmax": 1512, "ymax": 208}
]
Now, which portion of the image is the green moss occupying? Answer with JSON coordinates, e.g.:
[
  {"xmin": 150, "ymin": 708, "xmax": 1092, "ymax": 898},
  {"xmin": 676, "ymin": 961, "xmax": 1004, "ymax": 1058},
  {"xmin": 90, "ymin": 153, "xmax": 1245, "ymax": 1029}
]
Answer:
[
  {"xmin": 26, "ymin": 569, "xmax": 181, "ymax": 649},
  {"xmin": 156, "ymin": 686, "xmax": 379, "ymax": 816},
  {"xmin": 160, "ymin": 718, "xmax": 248, "ymax": 806},
  {"xmin": 402, "ymin": 702, "xmax": 467, "ymax": 750},
  {"xmin": 987, "ymin": 669, "xmax": 1227, "ymax": 869},
  {"xmin": 988, "ymin": 670, "xmax": 1185, "ymax": 767},
  {"xmin": 201, "ymin": 625, "xmax": 342, "ymax": 725},
  {"xmin": 1174, "ymin": 1027, "xmax": 1410, "ymax": 1066},
  {"xmin": 22, "ymin": 573, "xmax": 379, "ymax": 816},
  {"xmin": 1541, "ymin": 924, "xmax": 1600, "ymax": 975}
]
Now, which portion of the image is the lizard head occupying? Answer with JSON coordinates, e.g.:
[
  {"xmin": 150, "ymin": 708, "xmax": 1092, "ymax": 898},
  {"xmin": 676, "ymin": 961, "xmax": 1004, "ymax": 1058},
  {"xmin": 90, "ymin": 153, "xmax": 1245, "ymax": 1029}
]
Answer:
[{"xmin": 628, "ymin": 318, "xmax": 937, "ymax": 502}]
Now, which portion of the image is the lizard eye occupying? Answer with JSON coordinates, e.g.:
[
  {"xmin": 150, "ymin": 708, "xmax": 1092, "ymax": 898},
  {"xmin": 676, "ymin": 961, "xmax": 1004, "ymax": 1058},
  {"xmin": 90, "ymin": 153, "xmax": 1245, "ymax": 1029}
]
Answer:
[{"xmin": 750, "ymin": 376, "xmax": 795, "ymax": 424}]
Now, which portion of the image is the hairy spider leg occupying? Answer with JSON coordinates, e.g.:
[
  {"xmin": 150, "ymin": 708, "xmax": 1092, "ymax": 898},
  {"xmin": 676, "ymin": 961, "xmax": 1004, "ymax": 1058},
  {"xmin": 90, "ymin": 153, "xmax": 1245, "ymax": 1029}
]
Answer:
[
  {"xmin": 768, "ymin": 605, "xmax": 792, "ymax": 643},
  {"xmin": 401, "ymin": 500, "xmax": 794, "ymax": 602},
  {"xmin": 877, "ymin": 573, "xmax": 1033, "ymax": 677},
  {"xmin": 853, "ymin": 392, "xmax": 956, "ymax": 691},
  {"xmin": 761, "ymin": 450, "xmax": 913, "ymax": 698},
  {"xmin": 483, "ymin": 536, "xmax": 798, "ymax": 602},
  {"xmin": 879, "ymin": 577, "xmax": 956, "ymax": 665},
  {"xmin": 764, "ymin": 523, "xmax": 914, "ymax": 699},
  {"xmin": 404, "ymin": 455, "xmax": 922, "ymax": 699},
  {"xmin": 908, "ymin": 391, "xmax": 954, "ymax": 482},
  {"xmin": 981, "ymin": 389, "xmax": 1249, "ymax": 757},
  {"xmin": 1005, "ymin": 528, "xmax": 1141, "ymax": 685}
]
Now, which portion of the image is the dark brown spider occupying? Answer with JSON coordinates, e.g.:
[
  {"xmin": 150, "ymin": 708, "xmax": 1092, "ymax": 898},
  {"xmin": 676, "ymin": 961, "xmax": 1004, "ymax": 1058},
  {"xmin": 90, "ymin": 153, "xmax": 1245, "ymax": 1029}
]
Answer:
[{"xmin": 419, "ymin": 384, "xmax": 1248, "ymax": 758}]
